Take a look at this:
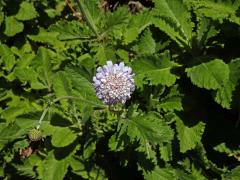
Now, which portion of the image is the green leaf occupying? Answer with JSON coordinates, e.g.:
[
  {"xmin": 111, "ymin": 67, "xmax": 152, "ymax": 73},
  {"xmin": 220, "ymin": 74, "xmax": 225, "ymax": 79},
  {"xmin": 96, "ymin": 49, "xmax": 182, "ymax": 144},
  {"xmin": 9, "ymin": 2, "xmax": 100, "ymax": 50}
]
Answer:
[
  {"xmin": 0, "ymin": 167, "xmax": 3, "ymax": 177},
  {"xmin": 127, "ymin": 113, "xmax": 174, "ymax": 144},
  {"xmin": 159, "ymin": 143, "xmax": 172, "ymax": 162},
  {"xmin": 28, "ymin": 29, "xmax": 64, "ymax": 50},
  {"xmin": 76, "ymin": 0, "xmax": 100, "ymax": 36},
  {"xmin": 144, "ymin": 167, "xmax": 176, "ymax": 180},
  {"xmin": 102, "ymin": 6, "xmax": 129, "ymax": 33},
  {"xmin": 175, "ymin": 116, "xmax": 205, "ymax": 153},
  {"xmin": 40, "ymin": 152, "xmax": 69, "ymax": 180},
  {"xmin": 94, "ymin": 44, "xmax": 116, "ymax": 65},
  {"xmin": 195, "ymin": 143, "xmax": 227, "ymax": 174},
  {"xmin": 123, "ymin": 10, "xmax": 152, "ymax": 44},
  {"xmin": 214, "ymin": 143, "xmax": 240, "ymax": 156},
  {"xmin": 132, "ymin": 53, "xmax": 178, "ymax": 87},
  {"xmin": 152, "ymin": 0, "xmax": 193, "ymax": 47},
  {"xmin": 51, "ymin": 127, "xmax": 77, "ymax": 147},
  {"xmin": 186, "ymin": 59, "xmax": 229, "ymax": 90},
  {"xmin": 144, "ymin": 167, "xmax": 193, "ymax": 180},
  {"xmin": 0, "ymin": 12, "xmax": 4, "ymax": 26},
  {"xmin": 65, "ymin": 67, "xmax": 99, "ymax": 102},
  {"xmin": 0, "ymin": 123, "xmax": 26, "ymax": 150},
  {"xmin": 124, "ymin": 112, "xmax": 173, "ymax": 162},
  {"xmin": 191, "ymin": 0, "xmax": 240, "ymax": 25},
  {"xmin": 0, "ymin": 44, "xmax": 16, "ymax": 71},
  {"xmin": 14, "ymin": 67, "xmax": 46, "ymax": 90},
  {"xmin": 158, "ymin": 86, "xmax": 183, "ymax": 112},
  {"xmin": 195, "ymin": 17, "xmax": 220, "ymax": 47},
  {"xmin": 224, "ymin": 166, "xmax": 240, "ymax": 180},
  {"xmin": 215, "ymin": 58, "xmax": 240, "ymax": 108},
  {"xmin": 158, "ymin": 97, "xmax": 183, "ymax": 112},
  {"xmin": 1, "ymin": 97, "xmax": 35, "ymax": 123},
  {"xmin": 69, "ymin": 157, "xmax": 89, "ymax": 178},
  {"xmin": 16, "ymin": 2, "xmax": 38, "ymax": 21},
  {"xmin": 33, "ymin": 47, "xmax": 52, "ymax": 90},
  {"xmin": 52, "ymin": 71, "xmax": 72, "ymax": 107},
  {"xmin": 133, "ymin": 29, "xmax": 156, "ymax": 55},
  {"xmin": 4, "ymin": 16, "xmax": 24, "ymax": 37},
  {"xmin": 49, "ymin": 20, "xmax": 91, "ymax": 40}
]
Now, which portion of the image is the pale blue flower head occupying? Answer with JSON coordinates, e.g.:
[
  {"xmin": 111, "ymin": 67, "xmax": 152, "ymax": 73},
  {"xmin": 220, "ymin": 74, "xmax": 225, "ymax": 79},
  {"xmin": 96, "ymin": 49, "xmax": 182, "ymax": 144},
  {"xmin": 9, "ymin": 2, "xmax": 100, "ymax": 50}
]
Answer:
[{"xmin": 93, "ymin": 61, "xmax": 135, "ymax": 105}]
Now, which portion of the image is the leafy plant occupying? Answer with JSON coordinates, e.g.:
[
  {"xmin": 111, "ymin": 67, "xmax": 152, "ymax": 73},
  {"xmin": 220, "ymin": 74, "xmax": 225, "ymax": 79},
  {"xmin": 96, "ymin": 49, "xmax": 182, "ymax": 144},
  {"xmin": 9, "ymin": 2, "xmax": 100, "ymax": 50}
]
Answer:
[{"xmin": 0, "ymin": 0, "xmax": 240, "ymax": 179}]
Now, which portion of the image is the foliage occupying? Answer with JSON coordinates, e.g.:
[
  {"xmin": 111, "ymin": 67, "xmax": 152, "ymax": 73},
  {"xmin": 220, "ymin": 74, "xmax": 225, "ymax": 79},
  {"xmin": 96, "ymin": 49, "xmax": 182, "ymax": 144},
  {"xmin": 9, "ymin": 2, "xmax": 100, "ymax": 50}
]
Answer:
[{"xmin": 0, "ymin": 0, "xmax": 240, "ymax": 179}]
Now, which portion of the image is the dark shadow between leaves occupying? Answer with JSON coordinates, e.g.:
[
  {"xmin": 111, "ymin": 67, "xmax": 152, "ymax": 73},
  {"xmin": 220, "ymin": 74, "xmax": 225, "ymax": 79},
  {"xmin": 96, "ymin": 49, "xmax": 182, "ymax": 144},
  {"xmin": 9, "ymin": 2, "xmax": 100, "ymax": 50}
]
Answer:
[
  {"xmin": 50, "ymin": 113, "xmax": 72, "ymax": 127},
  {"xmin": 54, "ymin": 138, "xmax": 79, "ymax": 160}
]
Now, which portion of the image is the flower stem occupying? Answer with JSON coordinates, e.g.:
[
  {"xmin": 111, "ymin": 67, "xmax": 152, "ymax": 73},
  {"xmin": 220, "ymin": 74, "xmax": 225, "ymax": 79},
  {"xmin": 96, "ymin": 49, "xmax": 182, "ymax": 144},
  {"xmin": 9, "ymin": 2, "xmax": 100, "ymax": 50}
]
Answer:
[{"xmin": 36, "ymin": 106, "xmax": 50, "ymax": 129}]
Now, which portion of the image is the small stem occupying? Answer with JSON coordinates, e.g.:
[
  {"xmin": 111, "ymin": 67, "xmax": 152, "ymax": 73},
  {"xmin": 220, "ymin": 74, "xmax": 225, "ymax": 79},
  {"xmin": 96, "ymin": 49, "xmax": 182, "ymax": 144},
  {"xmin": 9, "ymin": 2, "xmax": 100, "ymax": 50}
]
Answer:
[
  {"xmin": 36, "ymin": 106, "xmax": 51, "ymax": 129},
  {"xmin": 75, "ymin": 0, "xmax": 100, "ymax": 37},
  {"xmin": 36, "ymin": 95, "xmax": 107, "ymax": 129},
  {"xmin": 65, "ymin": 0, "xmax": 82, "ymax": 21},
  {"xmin": 73, "ymin": 104, "xmax": 82, "ymax": 134}
]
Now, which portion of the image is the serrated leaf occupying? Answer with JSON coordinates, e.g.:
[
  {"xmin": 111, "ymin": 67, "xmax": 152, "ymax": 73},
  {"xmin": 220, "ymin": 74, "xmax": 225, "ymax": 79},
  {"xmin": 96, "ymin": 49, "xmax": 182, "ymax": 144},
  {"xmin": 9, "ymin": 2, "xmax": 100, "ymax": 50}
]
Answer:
[
  {"xmin": 144, "ymin": 167, "xmax": 193, "ymax": 180},
  {"xmin": 4, "ymin": 16, "xmax": 24, "ymax": 37},
  {"xmin": 133, "ymin": 29, "xmax": 156, "ymax": 55},
  {"xmin": 123, "ymin": 10, "xmax": 152, "ymax": 44},
  {"xmin": 132, "ymin": 53, "xmax": 178, "ymax": 87},
  {"xmin": 28, "ymin": 29, "xmax": 64, "ymax": 50},
  {"xmin": 159, "ymin": 143, "xmax": 172, "ymax": 162},
  {"xmin": 191, "ymin": 0, "xmax": 240, "ymax": 25},
  {"xmin": 0, "ymin": 44, "xmax": 16, "ymax": 71},
  {"xmin": 16, "ymin": 2, "xmax": 38, "ymax": 21},
  {"xmin": 51, "ymin": 127, "xmax": 77, "ymax": 147},
  {"xmin": 94, "ymin": 45, "xmax": 116, "ymax": 65},
  {"xmin": 125, "ymin": 112, "xmax": 173, "ymax": 162},
  {"xmin": 127, "ymin": 113, "xmax": 174, "ymax": 144},
  {"xmin": 33, "ymin": 47, "xmax": 52, "ymax": 90},
  {"xmin": 214, "ymin": 143, "xmax": 240, "ymax": 157},
  {"xmin": 152, "ymin": 0, "xmax": 193, "ymax": 47},
  {"xmin": 224, "ymin": 166, "xmax": 240, "ymax": 180},
  {"xmin": 76, "ymin": 0, "xmax": 100, "ymax": 36},
  {"xmin": 186, "ymin": 59, "xmax": 229, "ymax": 90},
  {"xmin": 49, "ymin": 20, "xmax": 91, "ymax": 40},
  {"xmin": 175, "ymin": 116, "xmax": 205, "ymax": 153},
  {"xmin": 214, "ymin": 82, "xmax": 234, "ymax": 109},
  {"xmin": 102, "ymin": 6, "xmax": 129, "ymax": 33},
  {"xmin": 65, "ymin": 67, "xmax": 98, "ymax": 100},
  {"xmin": 14, "ymin": 67, "xmax": 46, "ymax": 90},
  {"xmin": 158, "ymin": 97, "xmax": 183, "ymax": 112},
  {"xmin": 0, "ymin": 123, "xmax": 27, "ymax": 150},
  {"xmin": 52, "ymin": 71, "xmax": 72, "ymax": 107},
  {"xmin": 214, "ymin": 58, "xmax": 240, "ymax": 108},
  {"xmin": 195, "ymin": 17, "xmax": 220, "ymax": 47}
]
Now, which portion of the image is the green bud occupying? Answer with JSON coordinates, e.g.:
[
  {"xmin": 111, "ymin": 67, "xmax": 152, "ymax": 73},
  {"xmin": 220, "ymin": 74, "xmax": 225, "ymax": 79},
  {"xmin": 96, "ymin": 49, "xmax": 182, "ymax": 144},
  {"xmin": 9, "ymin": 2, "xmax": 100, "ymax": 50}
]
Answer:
[{"xmin": 28, "ymin": 129, "xmax": 42, "ymax": 141}]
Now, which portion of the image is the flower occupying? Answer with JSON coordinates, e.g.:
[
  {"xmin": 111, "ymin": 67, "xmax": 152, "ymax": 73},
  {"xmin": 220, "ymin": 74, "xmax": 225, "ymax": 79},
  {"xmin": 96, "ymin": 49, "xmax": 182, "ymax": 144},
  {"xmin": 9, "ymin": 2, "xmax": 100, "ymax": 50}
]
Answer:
[{"xmin": 93, "ymin": 61, "xmax": 135, "ymax": 105}]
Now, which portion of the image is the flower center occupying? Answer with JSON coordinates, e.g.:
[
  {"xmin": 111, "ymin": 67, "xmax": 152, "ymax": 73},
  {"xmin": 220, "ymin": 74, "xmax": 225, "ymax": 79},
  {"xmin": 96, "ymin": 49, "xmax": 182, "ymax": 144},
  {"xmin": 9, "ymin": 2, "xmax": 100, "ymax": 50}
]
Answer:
[{"xmin": 106, "ymin": 74, "xmax": 126, "ymax": 92}]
